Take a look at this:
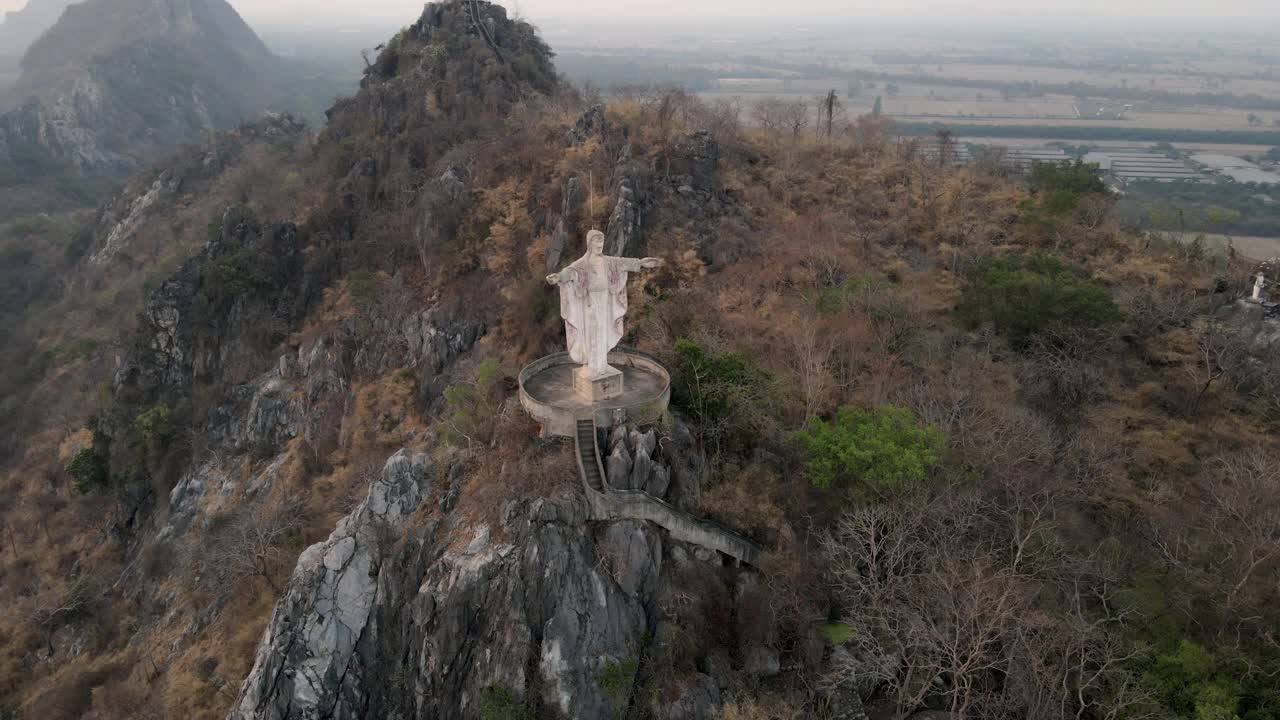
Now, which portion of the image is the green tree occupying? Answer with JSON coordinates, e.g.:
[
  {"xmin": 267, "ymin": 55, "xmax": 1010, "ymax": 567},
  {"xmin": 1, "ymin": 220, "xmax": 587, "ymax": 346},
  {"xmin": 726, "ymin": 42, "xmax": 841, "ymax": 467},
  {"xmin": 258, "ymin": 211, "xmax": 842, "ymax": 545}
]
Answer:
[
  {"xmin": 132, "ymin": 405, "xmax": 173, "ymax": 460},
  {"xmin": 672, "ymin": 339, "xmax": 769, "ymax": 454},
  {"xmin": 442, "ymin": 359, "xmax": 505, "ymax": 449},
  {"xmin": 957, "ymin": 253, "xmax": 1119, "ymax": 348},
  {"xmin": 66, "ymin": 447, "xmax": 108, "ymax": 494},
  {"xmin": 793, "ymin": 406, "xmax": 943, "ymax": 503},
  {"xmin": 871, "ymin": 96, "xmax": 883, "ymax": 117},
  {"xmin": 1022, "ymin": 158, "xmax": 1108, "ymax": 226}
]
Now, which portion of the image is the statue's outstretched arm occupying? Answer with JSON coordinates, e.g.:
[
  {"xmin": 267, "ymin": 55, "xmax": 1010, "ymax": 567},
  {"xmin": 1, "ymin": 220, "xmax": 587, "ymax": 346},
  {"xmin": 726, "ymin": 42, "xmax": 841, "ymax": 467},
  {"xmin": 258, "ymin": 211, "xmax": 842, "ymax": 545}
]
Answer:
[
  {"xmin": 546, "ymin": 268, "xmax": 574, "ymax": 286},
  {"xmin": 615, "ymin": 257, "xmax": 664, "ymax": 272}
]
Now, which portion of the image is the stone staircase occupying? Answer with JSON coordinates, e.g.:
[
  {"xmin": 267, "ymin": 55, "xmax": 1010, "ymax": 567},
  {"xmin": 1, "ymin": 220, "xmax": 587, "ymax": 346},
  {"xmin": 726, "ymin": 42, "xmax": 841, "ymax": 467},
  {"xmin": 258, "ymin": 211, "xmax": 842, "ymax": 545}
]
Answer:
[
  {"xmin": 574, "ymin": 415, "xmax": 761, "ymax": 565},
  {"xmin": 576, "ymin": 418, "xmax": 606, "ymax": 493}
]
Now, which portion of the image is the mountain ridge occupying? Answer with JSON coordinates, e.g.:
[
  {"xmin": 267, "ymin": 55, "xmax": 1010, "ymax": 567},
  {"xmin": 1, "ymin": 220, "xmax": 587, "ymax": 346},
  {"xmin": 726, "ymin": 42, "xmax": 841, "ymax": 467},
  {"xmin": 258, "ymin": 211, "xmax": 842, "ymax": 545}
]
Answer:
[{"xmin": 0, "ymin": 0, "xmax": 76, "ymax": 62}]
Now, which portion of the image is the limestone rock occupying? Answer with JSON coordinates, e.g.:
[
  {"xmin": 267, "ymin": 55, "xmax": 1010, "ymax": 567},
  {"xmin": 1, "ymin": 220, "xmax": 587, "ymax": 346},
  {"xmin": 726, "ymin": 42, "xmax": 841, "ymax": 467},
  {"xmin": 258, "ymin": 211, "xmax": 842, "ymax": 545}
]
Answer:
[
  {"xmin": 595, "ymin": 520, "xmax": 662, "ymax": 598},
  {"xmin": 645, "ymin": 465, "xmax": 671, "ymax": 499},
  {"xmin": 607, "ymin": 442, "xmax": 633, "ymax": 490},
  {"xmin": 241, "ymin": 376, "xmax": 297, "ymax": 452},
  {"xmin": 568, "ymin": 103, "xmax": 606, "ymax": 145},
  {"xmin": 605, "ymin": 177, "xmax": 643, "ymax": 257},
  {"xmin": 631, "ymin": 428, "xmax": 657, "ymax": 457},
  {"xmin": 743, "ymin": 646, "xmax": 781, "ymax": 677},
  {"xmin": 546, "ymin": 175, "xmax": 582, "ymax": 271},
  {"xmin": 229, "ymin": 449, "xmax": 432, "ymax": 720},
  {"xmin": 662, "ymin": 673, "xmax": 722, "ymax": 720},
  {"xmin": 630, "ymin": 445, "xmax": 652, "ymax": 492}
]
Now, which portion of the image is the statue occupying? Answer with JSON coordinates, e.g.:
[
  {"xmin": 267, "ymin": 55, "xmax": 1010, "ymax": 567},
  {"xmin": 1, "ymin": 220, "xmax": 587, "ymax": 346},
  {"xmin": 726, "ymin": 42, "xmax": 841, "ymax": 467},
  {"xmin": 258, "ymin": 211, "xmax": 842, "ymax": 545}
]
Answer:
[
  {"xmin": 1254, "ymin": 273, "xmax": 1267, "ymax": 302},
  {"xmin": 547, "ymin": 229, "xmax": 663, "ymax": 401}
]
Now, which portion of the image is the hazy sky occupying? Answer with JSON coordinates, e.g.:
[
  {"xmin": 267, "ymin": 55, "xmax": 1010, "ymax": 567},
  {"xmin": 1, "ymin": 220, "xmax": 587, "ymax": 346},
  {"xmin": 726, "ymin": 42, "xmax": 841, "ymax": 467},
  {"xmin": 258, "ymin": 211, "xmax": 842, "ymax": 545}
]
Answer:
[{"xmin": 3, "ymin": 0, "xmax": 1278, "ymax": 27}]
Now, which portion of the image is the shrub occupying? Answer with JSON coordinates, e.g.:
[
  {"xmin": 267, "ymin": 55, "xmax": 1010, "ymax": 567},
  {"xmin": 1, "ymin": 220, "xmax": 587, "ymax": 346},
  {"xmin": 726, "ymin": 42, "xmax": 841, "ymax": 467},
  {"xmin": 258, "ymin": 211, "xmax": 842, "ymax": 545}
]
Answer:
[
  {"xmin": 672, "ymin": 338, "xmax": 770, "ymax": 453},
  {"xmin": 478, "ymin": 686, "xmax": 527, "ymax": 720},
  {"xmin": 66, "ymin": 447, "xmax": 109, "ymax": 494},
  {"xmin": 793, "ymin": 405, "xmax": 943, "ymax": 503},
  {"xmin": 132, "ymin": 406, "xmax": 173, "ymax": 459},
  {"xmin": 956, "ymin": 252, "xmax": 1119, "ymax": 348},
  {"xmin": 1019, "ymin": 159, "xmax": 1109, "ymax": 234},
  {"xmin": 346, "ymin": 269, "xmax": 379, "ymax": 300},
  {"xmin": 596, "ymin": 659, "xmax": 637, "ymax": 710},
  {"xmin": 441, "ymin": 359, "xmax": 505, "ymax": 449}
]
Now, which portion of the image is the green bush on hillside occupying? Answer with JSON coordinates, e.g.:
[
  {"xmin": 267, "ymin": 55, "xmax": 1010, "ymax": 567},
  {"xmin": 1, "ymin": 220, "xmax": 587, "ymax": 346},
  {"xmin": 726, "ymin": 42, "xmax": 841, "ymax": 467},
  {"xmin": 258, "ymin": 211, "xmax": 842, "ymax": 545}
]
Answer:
[
  {"xmin": 957, "ymin": 252, "xmax": 1119, "ymax": 347},
  {"xmin": 793, "ymin": 405, "xmax": 943, "ymax": 503},
  {"xmin": 672, "ymin": 339, "xmax": 770, "ymax": 453},
  {"xmin": 442, "ymin": 359, "xmax": 505, "ymax": 449},
  {"xmin": 478, "ymin": 686, "xmax": 527, "ymax": 720},
  {"xmin": 66, "ymin": 447, "xmax": 108, "ymax": 494},
  {"xmin": 1020, "ymin": 159, "xmax": 1109, "ymax": 232}
]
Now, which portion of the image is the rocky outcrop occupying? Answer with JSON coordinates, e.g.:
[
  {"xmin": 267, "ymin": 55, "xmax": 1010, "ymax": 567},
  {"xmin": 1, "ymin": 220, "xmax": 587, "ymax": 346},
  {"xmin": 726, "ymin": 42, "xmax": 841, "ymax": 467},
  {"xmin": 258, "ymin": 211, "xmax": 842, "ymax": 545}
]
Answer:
[
  {"xmin": 546, "ymin": 174, "xmax": 582, "ymax": 271},
  {"xmin": 0, "ymin": 0, "xmax": 327, "ymax": 192},
  {"xmin": 90, "ymin": 170, "xmax": 184, "ymax": 264},
  {"xmin": 230, "ymin": 457, "xmax": 767, "ymax": 720},
  {"xmin": 111, "ymin": 206, "xmax": 306, "ymax": 407},
  {"xmin": 605, "ymin": 423, "xmax": 670, "ymax": 498},
  {"xmin": 230, "ymin": 449, "xmax": 434, "ymax": 720}
]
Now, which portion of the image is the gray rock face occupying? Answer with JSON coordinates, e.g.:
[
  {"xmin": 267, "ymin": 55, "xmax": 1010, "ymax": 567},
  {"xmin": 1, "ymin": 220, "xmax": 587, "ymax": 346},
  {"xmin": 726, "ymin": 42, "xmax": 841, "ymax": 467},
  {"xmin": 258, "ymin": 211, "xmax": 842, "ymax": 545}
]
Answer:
[
  {"xmin": 663, "ymin": 673, "xmax": 722, "ymax": 720},
  {"xmin": 602, "ymin": 421, "xmax": 695, "ymax": 502},
  {"xmin": 607, "ymin": 442, "xmax": 633, "ymax": 490},
  {"xmin": 403, "ymin": 307, "xmax": 487, "ymax": 376},
  {"xmin": 90, "ymin": 170, "xmax": 184, "ymax": 264},
  {"xmin": 568, "ymin": 103, "xmax": 606, "ymax": 145},
  {"xmin": 630, "ymin": 445, "xmax": 652, "ymax": 492},
  {"xmin": 111, "ymin": 205, "xmax": 304, "ymax": 407},
  {"xmin": 230, "ymin": 450, "xmax": 433, "ymax": 720},
  {"xmin": 605, "ymin": 175, "xmax": 644, "ymax": 258},
  {"xmin": 230, "ymin": 489, "xmax": 673, "ymax": 720},
  {"xmin": 0, "ymin": 0, "xmax": 298, "ymax": 183},
  {"xmin": 546, "ymin": 175, "xmax": 581, "ymax": 272}
]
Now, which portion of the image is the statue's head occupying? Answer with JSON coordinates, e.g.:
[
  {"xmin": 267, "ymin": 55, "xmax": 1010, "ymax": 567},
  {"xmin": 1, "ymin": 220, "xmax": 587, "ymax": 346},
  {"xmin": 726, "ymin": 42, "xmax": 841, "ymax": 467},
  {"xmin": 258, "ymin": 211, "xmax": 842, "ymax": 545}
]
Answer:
[{"xmin": 587, "ymin": 229, "xmax": 605, "ymax": 256}]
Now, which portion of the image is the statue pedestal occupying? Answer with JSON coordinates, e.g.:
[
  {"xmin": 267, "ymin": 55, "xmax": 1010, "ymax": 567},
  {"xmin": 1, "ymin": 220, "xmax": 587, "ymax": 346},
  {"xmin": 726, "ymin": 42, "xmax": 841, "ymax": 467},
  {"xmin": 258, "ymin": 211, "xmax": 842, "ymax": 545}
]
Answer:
[{"xmin": 574, "ymin": 365, "xmax": 624, "ymax": 403}]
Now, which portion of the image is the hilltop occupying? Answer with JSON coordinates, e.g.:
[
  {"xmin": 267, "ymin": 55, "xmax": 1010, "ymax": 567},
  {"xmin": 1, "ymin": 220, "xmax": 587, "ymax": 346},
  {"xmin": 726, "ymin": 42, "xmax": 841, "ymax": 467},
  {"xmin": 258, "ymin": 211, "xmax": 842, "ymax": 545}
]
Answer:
[
  {"xmin": 0, "ymin": 0, "xmax": 343, "ymax": 213},
  {"xmin": 1, "ymin": 2, "xmax": 1280, "ymax": 720},
  {"xmin": 0, "ymin": 0, "xmax": 76, "ymax": 63}
]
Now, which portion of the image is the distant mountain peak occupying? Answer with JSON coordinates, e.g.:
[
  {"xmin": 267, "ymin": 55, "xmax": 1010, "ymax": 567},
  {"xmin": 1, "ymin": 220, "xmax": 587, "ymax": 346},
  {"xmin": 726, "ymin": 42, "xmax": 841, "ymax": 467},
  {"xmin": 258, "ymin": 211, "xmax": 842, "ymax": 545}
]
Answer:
[
  {"xmin": 15, "ymin": 0, "xmax": 274, "ymax": 97},
  {"xmin": 0, "ymin": 0, "xmax": 78, "ymax": 59}
]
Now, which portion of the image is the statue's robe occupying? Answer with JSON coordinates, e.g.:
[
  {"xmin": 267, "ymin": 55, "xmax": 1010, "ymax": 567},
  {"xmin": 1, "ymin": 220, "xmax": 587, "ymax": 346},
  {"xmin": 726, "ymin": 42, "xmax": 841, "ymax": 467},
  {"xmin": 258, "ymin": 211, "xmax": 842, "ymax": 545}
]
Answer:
[{"xmin": 558, "ymin": 253, "xmax": 644, "ymax": 377}]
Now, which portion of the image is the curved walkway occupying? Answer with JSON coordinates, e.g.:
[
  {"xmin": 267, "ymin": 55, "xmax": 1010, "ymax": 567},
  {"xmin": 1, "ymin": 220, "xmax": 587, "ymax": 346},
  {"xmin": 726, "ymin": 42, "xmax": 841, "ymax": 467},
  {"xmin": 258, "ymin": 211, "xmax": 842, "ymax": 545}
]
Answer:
[{"xmin": 574, "ymin": 417, "xmax": 761, "ymax": 565}]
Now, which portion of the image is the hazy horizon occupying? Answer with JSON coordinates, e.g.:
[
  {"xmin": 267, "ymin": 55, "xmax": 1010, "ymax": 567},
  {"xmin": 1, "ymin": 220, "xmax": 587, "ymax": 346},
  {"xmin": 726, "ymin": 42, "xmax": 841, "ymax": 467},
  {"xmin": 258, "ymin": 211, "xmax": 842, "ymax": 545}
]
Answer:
[{"xmin": 3, "ymin": 0, "xmax": 1280, "ymax": 31}]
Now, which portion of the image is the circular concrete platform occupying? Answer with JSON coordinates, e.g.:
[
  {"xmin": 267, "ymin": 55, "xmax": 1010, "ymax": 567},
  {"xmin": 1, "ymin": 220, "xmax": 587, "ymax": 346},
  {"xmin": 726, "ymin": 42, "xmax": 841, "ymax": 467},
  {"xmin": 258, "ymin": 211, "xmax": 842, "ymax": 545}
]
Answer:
[{"xmin": 519, "ymin": 349, "xmax": 671, "ymax": 437}]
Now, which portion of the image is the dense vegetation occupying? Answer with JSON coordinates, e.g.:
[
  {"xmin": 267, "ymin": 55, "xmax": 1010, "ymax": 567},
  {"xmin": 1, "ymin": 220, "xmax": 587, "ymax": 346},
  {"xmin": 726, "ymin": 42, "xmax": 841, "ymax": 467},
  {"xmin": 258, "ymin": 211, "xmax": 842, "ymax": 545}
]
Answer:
[
  {"xmin": 899, "ymin": 121, "xmax": 1280, "ymax": 146},
  {"xmin": 1117, "ymin": 179, "xmax": 1280, "ymax": 237}
]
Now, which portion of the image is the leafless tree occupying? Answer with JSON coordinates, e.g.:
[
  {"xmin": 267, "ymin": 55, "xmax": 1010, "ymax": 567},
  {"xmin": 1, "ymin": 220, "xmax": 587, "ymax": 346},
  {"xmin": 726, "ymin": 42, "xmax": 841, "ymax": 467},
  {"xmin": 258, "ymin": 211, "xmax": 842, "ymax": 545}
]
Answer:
[
  {"xmin": 26, "ymin": 578, "xmax": 97, "ymax": 655},
  {"xmin": 782, "ymin": 99, "xmax": 810, "ymax": 139},
  {"xmin": 1183, "ymin": 316, "xmax": 1240, "ymax": 416},
  {"xmin": 752, "ymin": 97, "xmax": 788, "ymax": 138},
  {"xmin": 823, "ymin": 481, "xmax": 1148, "ymax": 719},
  {"xmin": 1204, "ymin": 447, "xmax": 1280, "ymax": 613},
  {"xmin": 816, "ymin": 89, "xmax": 845, "ymax": 137},
  {"xmin": 194, "ymin": 500, "xmax": 302, "ymax": 595},
  {"xmin": 783, "ymin": 315, "xmax": 835, "ymax": 423}
]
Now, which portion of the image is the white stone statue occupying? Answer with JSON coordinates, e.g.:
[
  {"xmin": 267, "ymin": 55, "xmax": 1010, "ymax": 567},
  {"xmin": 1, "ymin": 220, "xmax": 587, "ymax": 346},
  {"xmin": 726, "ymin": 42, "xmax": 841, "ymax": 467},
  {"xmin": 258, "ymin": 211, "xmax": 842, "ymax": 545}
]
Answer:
[
  {"xmin": 1254, "ymin": 273, "xmax": 1267, "ymax": 302},
  {"xmin": 546, "ymin": 229, "xmax": 663, "ymax": 400}
]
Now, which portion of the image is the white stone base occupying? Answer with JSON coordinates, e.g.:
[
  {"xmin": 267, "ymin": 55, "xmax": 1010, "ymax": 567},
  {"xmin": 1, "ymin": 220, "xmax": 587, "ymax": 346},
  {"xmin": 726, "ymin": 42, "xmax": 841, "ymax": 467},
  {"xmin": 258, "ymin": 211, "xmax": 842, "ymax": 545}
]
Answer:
[{"xmin": 574, "ymin": 364, "xmax": 624, "ymax": 403}]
